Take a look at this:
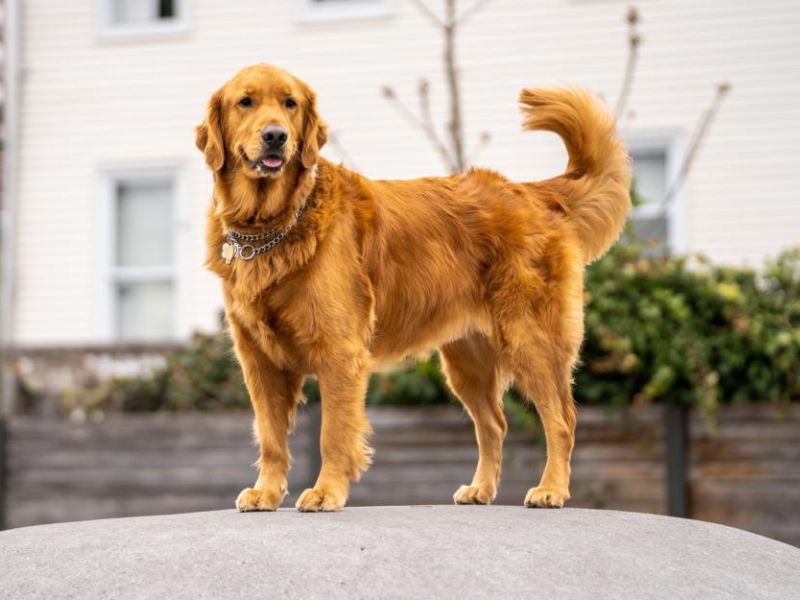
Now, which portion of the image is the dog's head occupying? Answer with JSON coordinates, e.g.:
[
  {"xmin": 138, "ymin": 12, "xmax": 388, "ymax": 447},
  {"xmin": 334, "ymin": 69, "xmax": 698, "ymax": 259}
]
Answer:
[{"xmin": 195, "ymin": 64, "xmax": 327, "ymax": 178}]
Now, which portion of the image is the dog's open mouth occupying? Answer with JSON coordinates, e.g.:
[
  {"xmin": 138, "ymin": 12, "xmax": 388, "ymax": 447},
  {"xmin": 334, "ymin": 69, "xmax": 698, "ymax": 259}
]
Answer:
[{"xmin": 247, "ymin": 153, "xmax": 285, "ymax": 175}]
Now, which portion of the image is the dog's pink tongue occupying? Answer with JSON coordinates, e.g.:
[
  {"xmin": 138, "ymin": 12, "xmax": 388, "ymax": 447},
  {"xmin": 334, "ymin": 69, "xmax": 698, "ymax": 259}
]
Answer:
[{"xmin": 263, "ymin": 157, "xmax": 283, "ymax": 168}]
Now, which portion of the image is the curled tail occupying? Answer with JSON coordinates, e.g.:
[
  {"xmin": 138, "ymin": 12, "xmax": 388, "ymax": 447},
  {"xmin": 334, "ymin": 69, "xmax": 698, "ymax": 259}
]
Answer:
[{"xmin": 520, "ymin": 87, "xmax": 632, "ymax": 264}]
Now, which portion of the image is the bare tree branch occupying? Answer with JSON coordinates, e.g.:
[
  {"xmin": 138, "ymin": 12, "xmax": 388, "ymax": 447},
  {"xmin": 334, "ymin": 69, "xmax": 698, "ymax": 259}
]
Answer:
[
  {"xmin": 456, "ymin": 0, "xmax": 490, "ymax": 26},
  {"xmin": 417, "ymin": 79, "xmax": 434, "ymax": 134},
  {"xmin": 416, "ymin": 78, "xmax": 455, "ymax": 163},
  {"xmin": 466, "ymin": 131, "xmax": 491, "ymax": 166},
  {"xmin": 615, "ymin": 7, "xmax": 642, "ymax": 119},
  {"xmin": 327, "ymin": 130, "xmax": 360, "ymax": 172},
  {"xmin": 381, "ymin": 85, "xmax": 457, "ymax": 172},
  {"xmin": 382, "ymin": 0, "xmax": 492, "ymax": 173},
  {"xmin": 659, "ymin": 82, "xmax": 732, "ymax": 210},
  {"xmin": 416, "ymin": 78, "xmax": 459, "ymax": 168},
  {"xmin": 411, "ymin": 0, "xmax": 444, "ymax": 27}
]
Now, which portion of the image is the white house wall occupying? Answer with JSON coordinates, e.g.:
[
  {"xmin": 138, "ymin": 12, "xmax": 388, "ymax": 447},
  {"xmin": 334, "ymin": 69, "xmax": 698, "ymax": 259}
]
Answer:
[{"xmin": 12, "ymin": 0, "xmax": 800, "ymax": 344}]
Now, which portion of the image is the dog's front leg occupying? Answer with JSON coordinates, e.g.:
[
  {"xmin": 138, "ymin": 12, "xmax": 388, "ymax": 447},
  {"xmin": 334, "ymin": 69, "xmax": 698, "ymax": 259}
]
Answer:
[
  {"xmin": 296, "ymin": 354, "xmax": 373, "ymax": 512},
  {"xmin": 230, "ymin": 318, "xmax": 302, "ymax": 512}
]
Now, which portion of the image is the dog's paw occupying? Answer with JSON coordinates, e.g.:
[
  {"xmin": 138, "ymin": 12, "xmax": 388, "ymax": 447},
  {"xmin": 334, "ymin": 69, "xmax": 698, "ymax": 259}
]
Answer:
[
  {"xmin": 295, "ymin": 486, "xmax": 346, "ymax": 512},
  {"xmin": 523, "ymin": 486, "xmax": 569, "ymax": 508},
  {"xmin": 453, "ymin": 484, "xmax": 496, "ymax": 505},
  {"xmin": 235, "ymin": 486, "xmax": 285, "ymax": 512}
]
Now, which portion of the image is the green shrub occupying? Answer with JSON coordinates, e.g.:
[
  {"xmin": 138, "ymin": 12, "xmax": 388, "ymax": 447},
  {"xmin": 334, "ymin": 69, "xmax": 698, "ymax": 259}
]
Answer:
[
  {"xmin": 69, "ymin": 245, "xmax": 799, "ymax": 418},
  {"xmin": 74, "ymin": 332, "xmax": 248, "ymax": 414},
  {"xmin": 577, "ymin": 245, "xmax": 799, "ymax": 416}
]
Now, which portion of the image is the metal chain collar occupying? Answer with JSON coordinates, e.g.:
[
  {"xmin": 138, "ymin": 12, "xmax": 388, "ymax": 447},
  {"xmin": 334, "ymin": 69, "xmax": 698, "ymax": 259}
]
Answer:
[{"xmin": 221, "ymin": 205, "xmax": 304, "ymax": 264}]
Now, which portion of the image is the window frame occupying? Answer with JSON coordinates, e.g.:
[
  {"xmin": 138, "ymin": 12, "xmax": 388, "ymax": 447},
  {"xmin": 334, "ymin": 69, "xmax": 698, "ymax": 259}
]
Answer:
[
  {"xmin": 297, "ymin": 0, "xmax": 393, "ymax": 23},
  {"xmin": 623, "ymin": 132, "xmax": 687, "ymax": 253},
  {"xmin": 98, "ymin": 166, "xmax": 187, "ymax": 343},
  {"xmin": 98, "ymin": 0, "xmax": 189, "ymax": 38}
]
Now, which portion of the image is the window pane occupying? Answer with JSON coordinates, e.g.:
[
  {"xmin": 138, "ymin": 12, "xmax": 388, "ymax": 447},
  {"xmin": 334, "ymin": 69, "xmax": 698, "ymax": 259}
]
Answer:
[
  {"xmin": 116, "ymin": 179, "xmax": 173, "ymax": 267},
  {"xmin": 159, "ymin": 0, "xmax": 176, "ymax": 18},
  {"xmin": 111, "ymin": 0, "xmax": 157, "ymax": 24},
  {"xmin": 117, "ymin": 281, "xmax": 174, "ymax": 341},
  {"xmin": 627, "ymin": 213, "xmax": 668, "ymax": 257},
  {"xmin": 632, "ymin": 213, "xmax": 667, "ymax": 240},
  {"xmin": 629, "ymin": 147, "xmax": 670, "ymax": 252},
  {"xmin": 631, "ymin": 150, "xmax": 667, "ymax": 206},
  {"xmin": 110, "ymin": 0, "xmax": 172, "ymax": 24}
]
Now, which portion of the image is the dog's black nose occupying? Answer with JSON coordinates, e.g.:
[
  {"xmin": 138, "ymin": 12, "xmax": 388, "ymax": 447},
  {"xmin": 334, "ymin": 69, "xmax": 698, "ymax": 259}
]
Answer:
[{"xmin": 261, "ymin": 126, "xmax": 288, "ymax": 148}]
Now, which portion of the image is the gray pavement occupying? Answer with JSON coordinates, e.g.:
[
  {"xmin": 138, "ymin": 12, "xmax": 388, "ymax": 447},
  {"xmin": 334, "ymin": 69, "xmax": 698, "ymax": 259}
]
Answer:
[{"xmin": 1, "ymin": 506, "xmax": 799, "ymax": 599}]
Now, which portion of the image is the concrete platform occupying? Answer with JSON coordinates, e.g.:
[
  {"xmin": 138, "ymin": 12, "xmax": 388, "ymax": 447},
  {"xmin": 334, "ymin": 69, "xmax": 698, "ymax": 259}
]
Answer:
[{"xmin": 1, "ymin": 506, "xmax": 798, "ymax": 599}]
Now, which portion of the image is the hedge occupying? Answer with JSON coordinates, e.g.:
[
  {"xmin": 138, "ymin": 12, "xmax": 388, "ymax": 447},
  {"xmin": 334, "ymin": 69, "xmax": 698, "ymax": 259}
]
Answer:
[{"xmin": 68, "ymin": 244, "xmax": 799, "ymax": 419}]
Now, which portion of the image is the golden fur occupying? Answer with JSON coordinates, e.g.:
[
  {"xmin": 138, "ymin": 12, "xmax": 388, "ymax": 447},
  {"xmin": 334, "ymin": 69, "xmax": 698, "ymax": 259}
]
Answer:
[{"xmin": 196, "ymin": 64, "xmax": 631, "ymax": 512}]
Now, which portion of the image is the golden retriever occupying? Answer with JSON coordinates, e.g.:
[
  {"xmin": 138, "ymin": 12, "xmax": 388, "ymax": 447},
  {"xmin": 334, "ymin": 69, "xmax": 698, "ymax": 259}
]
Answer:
[{"xmin": 196, "ymin": 64, "xmax": 630, "ymax": 512}]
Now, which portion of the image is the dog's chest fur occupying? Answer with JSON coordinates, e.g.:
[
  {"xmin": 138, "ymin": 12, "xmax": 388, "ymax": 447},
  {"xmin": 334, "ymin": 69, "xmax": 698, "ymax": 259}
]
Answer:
[
  {"xmin": 226, "ymin": 283, "xmax": 310, "ymax": 370},
  {"xmin": 220, "ymin": 230, "xmax": 375, "ymax": 374}
]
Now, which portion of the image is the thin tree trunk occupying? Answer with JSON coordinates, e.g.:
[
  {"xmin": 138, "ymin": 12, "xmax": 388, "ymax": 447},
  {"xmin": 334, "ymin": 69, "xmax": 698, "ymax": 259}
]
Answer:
[{"xmin": 444, "ymin": 0, "xmax": 465, "ymax": 172}]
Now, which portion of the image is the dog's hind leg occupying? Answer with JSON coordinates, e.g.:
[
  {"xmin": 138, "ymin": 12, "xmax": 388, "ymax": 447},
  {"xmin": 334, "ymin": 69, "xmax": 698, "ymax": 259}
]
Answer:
[
  {"xmin": 441, "ymin": 334, "xmax": 508, "ymax": 505},
  {"xmin": 492, "ymin": 250, "xmax": 583, "ymax": 508},
  {"xmin": 511, "ymin": 340, "xmax": 577, "ymax": 508},
  {"xmin": 498, "ymin": 314, "xmax": 579, "ymax": 508}
]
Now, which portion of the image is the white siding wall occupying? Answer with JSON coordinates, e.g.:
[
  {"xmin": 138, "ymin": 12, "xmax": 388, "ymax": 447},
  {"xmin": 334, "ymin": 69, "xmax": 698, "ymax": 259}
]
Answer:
[{"xmin": 12, "ymin": 0, "xmax": 800, "ymax": 344}]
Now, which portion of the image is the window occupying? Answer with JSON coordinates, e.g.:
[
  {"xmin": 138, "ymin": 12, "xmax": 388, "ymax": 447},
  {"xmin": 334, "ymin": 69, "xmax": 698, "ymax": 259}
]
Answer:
[
  {"xmin": 99, "ymin": 0, "xmax": 187, "ymax": 35},
  {"xmin": 101, "ymin": 171, "xmax": 180, "ymax": 342},
  {"xmin": 627, "ymin": 137, "xmax": 685, "ymax": 253},
  {"xmin": 299, "ymin": 0, "xmax": 393, "ymax": 22}
]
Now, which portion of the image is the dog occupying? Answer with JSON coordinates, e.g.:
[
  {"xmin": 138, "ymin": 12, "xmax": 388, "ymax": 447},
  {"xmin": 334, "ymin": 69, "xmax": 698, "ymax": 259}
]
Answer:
[{"xmin": 196, "ymin": 64, "xmax": 630, "ymax": 512}]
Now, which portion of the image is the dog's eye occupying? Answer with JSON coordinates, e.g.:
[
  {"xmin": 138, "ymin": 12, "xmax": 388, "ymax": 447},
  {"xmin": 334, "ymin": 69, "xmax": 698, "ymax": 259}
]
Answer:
[
  {"xmin": 285, "ymin": 97, "xmax": 297, "ymax": 109},
  {"xmin": 238, "ymin": 97, "xmax": 253, "ymax": 108}
]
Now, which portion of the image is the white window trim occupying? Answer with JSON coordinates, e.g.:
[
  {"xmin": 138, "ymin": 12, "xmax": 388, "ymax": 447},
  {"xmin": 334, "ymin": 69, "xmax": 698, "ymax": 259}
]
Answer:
[
  {"xmin": 297, "ymin": 0, "xmax": 393, "ymax": 24},
  {"xmin": 623, "ymin": 131, "xmax": 687, "ymax": 254},
  {"xmin": 97, "ymin": 166, "xmax": 189, "ymax": 343},
  {"xmin": 97, "ymin": 0, "xmax": 189, "ymax": 39}
]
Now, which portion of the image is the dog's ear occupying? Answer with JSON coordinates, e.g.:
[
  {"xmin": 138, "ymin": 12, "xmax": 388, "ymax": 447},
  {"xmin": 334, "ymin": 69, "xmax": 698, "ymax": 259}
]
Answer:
[
  {"xmin": 195, "ymin": 89, "xmax": 225, "ymax": 172},
  {"xmin": 301, "ymin": 86, "xmax": 328, "ymax": 169}
]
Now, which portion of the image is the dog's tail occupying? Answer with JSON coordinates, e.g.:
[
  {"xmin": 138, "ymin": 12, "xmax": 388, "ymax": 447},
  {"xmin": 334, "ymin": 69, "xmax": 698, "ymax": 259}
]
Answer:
[{"xmin": 519, "ymin": 87, "xmax": 632, "ymax": 264}]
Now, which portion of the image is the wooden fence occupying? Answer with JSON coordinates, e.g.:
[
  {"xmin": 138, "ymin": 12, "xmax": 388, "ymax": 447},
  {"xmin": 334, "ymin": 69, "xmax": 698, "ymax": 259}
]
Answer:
[{"xmin": 4, "ymin": 405, "xmax": 799, "ymax": 546}]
